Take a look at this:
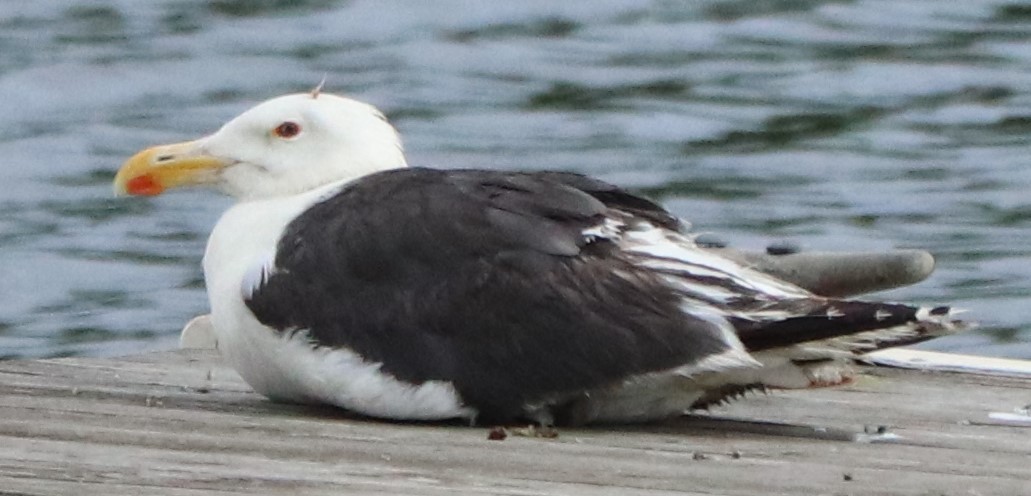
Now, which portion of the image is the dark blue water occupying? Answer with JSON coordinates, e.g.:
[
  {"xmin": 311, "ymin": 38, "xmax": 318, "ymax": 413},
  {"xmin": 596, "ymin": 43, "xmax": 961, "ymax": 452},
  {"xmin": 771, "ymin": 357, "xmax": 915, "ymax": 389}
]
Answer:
[{"xmin": 1, "ymin": 0, "xmax": 1029, "ymax": 359}]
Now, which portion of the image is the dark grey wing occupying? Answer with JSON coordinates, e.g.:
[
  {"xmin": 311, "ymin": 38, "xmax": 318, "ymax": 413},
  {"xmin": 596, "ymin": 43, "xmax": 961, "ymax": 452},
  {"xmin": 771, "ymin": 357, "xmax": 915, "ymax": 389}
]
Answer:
[
  {"xmin": 526, "ymin": 170, "xmax": 683, "ymax": 231},
  {"xmin": 244, "ymin": 168, "xmax": 738, "ymax": 422}
]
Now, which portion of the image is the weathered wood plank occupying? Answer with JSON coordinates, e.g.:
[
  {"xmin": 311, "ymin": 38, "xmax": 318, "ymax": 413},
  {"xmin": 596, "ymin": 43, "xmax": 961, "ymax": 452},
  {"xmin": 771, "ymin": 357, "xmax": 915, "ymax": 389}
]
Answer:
[{"xmin": 1, "ymin": 350, "xmax": 1029, "ymax": 495}]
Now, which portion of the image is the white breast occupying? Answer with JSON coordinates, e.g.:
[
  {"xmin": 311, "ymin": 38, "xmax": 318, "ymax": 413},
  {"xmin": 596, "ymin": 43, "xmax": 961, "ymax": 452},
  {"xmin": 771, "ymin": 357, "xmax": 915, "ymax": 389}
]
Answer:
[{"xmin": 203, "ymin": 188, "xmax": 320, "ymax": 399}]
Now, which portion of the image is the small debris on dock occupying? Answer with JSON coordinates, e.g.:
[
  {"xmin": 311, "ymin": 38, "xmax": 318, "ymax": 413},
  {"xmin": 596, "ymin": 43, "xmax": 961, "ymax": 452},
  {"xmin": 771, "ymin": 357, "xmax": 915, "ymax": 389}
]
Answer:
[
  {"xmin": 487, "ymin": 426, "xmax": 507, "ymax": 441},
  {"xmin": 509, "ymin": 425, "xmax": 559, "ymax": 439}
]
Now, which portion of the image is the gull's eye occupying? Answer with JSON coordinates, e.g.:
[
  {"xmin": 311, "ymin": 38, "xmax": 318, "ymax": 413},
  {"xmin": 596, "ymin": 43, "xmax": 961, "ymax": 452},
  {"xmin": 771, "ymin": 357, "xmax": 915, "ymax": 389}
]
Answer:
[{"xmin": 273, "ymin": 121, "xmax": 301, "ymax": 139}]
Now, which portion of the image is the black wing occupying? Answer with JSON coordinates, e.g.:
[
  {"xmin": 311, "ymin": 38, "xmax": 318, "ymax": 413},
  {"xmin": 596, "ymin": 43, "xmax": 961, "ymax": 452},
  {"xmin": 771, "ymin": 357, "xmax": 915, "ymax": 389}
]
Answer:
[{"xmin": 244, "ymin": 168, "xmax": 734, "ymax": 421}]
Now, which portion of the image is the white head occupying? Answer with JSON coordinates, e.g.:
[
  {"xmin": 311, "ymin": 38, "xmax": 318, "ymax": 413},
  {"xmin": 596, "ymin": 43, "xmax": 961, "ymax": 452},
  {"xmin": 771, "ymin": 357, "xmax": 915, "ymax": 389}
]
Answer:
[{"xmin": 114, "ymin": 92, "xmax": 408, "ymax": 200}]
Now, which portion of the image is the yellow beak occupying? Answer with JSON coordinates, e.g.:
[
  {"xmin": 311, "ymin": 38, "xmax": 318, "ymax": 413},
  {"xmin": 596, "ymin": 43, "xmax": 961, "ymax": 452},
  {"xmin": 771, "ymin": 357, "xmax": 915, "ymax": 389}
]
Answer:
[{"xmin": 113, "ymin": 140, "xmax": 230, "ymax": 196}]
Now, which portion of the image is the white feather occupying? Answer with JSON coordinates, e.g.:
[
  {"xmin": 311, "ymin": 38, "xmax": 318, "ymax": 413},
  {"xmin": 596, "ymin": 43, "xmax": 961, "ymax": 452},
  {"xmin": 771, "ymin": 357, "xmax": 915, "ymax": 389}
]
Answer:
[
  {"xmin": 618, "ymin": 223, "xmax": 808, "ymax": 299},
  {"xmin": 239, "ymin": 249, "xmax": 277, "ymax": 300}
]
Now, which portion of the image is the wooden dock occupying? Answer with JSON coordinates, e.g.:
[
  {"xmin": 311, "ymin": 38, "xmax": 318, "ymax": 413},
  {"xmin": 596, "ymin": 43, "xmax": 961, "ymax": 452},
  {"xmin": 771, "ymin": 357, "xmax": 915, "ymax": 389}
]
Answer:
[{"xmin": 1, "ymin": 350, "xmax": 1029, "ymax": 495}]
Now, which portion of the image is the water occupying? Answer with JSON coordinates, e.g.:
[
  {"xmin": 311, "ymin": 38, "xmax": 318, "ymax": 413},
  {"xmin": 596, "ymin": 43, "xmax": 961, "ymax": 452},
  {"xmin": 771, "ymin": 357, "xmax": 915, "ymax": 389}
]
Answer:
[{"xmin": 1, "ymin": 0, "xmax": 1029, "ymax": 359}]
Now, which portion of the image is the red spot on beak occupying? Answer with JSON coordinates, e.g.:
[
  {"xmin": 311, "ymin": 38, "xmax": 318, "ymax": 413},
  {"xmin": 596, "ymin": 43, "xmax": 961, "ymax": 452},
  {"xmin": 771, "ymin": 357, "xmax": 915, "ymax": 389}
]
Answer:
[{"xmin": 125, "ymin": 174, "xmax": 164, "ymax": 196}]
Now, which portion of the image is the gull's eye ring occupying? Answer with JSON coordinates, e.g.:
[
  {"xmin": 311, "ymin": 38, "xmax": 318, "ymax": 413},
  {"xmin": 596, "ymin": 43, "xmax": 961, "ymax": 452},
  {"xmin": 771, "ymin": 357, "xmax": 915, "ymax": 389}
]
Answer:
[{"xmin": 273, "ymin": 121, "xmax": 301, "ymax": 139}]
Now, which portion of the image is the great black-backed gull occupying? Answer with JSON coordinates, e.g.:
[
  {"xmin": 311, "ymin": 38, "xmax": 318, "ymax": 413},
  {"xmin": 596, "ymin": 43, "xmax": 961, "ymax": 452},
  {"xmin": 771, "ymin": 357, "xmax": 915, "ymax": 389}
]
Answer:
[{"xmin": 113, "ymin": 91, "xmax": 966, "ymax": 425}]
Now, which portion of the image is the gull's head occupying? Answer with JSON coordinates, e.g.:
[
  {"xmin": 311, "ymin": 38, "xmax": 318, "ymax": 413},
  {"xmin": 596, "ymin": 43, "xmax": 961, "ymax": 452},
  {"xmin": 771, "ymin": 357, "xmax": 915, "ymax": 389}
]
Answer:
[{"xmin": 113, "ymin": 93, "xmax": 407, "ymax": 200}]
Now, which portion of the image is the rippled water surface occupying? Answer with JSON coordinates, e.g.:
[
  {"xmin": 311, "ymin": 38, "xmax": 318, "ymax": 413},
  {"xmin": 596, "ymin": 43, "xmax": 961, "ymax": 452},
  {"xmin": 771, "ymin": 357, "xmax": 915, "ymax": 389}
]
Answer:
[{"xmin": 1, "ymin": 0, "xmax": 1030, "ymax": 359}]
